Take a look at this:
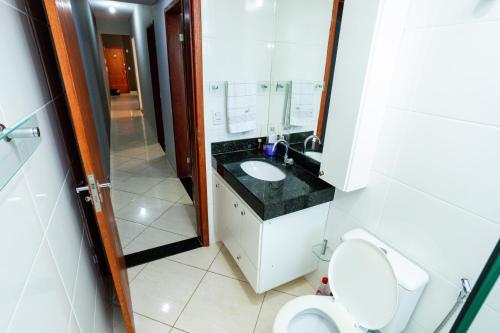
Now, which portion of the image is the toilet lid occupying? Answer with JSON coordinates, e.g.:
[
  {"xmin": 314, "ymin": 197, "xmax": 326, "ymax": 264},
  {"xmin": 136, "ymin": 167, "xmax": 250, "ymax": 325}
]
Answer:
[{"xmin": 329, "ymin": 239, "xmax": 398, "ymax": 330}]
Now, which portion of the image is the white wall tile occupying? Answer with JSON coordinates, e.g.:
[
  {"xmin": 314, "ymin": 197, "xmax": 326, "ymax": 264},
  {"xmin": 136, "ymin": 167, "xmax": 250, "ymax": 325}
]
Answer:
[
  {"xmin": 72, "ymin": 242, "xmax": 97, "ymax": 333},
  {"xmin": 371, "ymin": 108, "xmax": 409, "ymax": 175},
  {"xmin": 333, "ymin": 172, "xmax": 390, "ymax": 232},
  {"xmin": 201, "ymin": 0, "xmax": 275, "ymax": 42},
  {"xmin": 378, "ymin": 181, "xmax": 499, "ymax": 285},
  {"xmin": 393, "ymin": 113, "xmax": 500, "ymax": 224},
  {"xmin": 7, "ymin": 241, "xmax": 72, "ymax": 333},
  {"xmin": 202, "ymin": 38, "xmax": 273, "ymax": 82},
  {"xmin": 68, "ymin": 313, "xmax": 82, "ymax": 333},
  {"xmin": 0, "ymin": 3, "xmax": 113, "ymax": 333},
  {"xmin": 409, "ymin": 270, "xmax": 461, "ymax": 332},
  {"xmin": 468, "ymin": 304, "xmax": 500, "ymax": 333},
  {"xmin": 407, "ymin": 0, "xmax": 500, "ymax": 28},
  {"xmin": 22, "ymin": 103, "xmax": 71, "ymax": 227},
  {"xmin": 386, "ymin": 30, "xmax": 429, "ymax": 110},
  {"xmin": 486, "ymin": 279, "xmax": 500, "ymax": 313},
  {"xmin": 0, "ymin": 3, "xmax": 51, "ymax": 125},
  {"xmin": 318, "ymin": 2, "xmax": 500, "ymax": 331},
  {"xmin": 274, "ymin": 0, "xmax": 332, "ymax": 45},
  {"xmin": 46, "ymin": 173, "xmax": 83, "ymax": 297},
  {"xmin": 92, "ymin": 293, "xmax": 113, "ymax": 333},
  {"xmin": 413, "ymin": 21, "xmax": 500, "ymax": 126},
  {"xmin": 0, "ymin": 172, "xmax": 44, "ymax": 332}
]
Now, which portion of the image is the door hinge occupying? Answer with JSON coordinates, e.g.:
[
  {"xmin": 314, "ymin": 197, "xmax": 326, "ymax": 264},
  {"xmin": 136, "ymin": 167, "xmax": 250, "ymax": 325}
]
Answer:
[
  {"xmin": 75, "ymin": 174, "xmax": 111, "ymax": 213},
  {"xmin": 179, "ymin": 33, "xmax": 184, "ymax": 42},
  {"xmin": 187, "ymin": 156, "xmax": 191, "ymax": 164}
]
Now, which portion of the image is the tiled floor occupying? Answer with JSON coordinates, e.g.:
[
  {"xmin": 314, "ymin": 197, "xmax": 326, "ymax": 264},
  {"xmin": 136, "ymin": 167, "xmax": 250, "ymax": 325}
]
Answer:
[
  {"xmin": 114, "ymin": 243, "xmax": 315, "ymax": 333},
  {"xmin": 109, "ymin": 94, "xmax": 196, "ymax": 254}
]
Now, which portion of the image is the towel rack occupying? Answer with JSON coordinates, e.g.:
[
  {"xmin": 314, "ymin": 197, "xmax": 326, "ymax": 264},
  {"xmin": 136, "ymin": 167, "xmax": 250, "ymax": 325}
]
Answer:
[{"xmin": 0, "ymin": 113, "xmax": 41, "ymax": 191}]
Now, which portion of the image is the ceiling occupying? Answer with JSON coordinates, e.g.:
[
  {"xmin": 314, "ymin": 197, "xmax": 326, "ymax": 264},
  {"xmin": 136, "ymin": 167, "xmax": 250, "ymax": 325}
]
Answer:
[{"xmin": 90, "ymin": 0, "xmax": 137, "ymax": 20}]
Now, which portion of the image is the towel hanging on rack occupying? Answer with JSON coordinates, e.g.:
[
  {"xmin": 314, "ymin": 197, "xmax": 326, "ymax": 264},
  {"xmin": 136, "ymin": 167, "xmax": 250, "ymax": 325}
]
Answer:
[
  {"xmin": 286, "ymin": 81, "xmax": 315, "ymax": 127},
  {"xmin": 226, "ymin": 81, "xmax": 257, "ymax": 133}
]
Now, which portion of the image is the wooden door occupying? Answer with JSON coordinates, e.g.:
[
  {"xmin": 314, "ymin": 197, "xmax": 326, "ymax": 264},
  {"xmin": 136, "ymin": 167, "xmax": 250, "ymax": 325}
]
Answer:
[
  {"xmin": 146, "ymin": 24, "xmax": 166, "ymax": 151},
  {"xmin": 104, "ymin": 47, "xmax": 130, "ymax": 93},
  {"xmin": 42, "ymin": 1, "xmax": 135, "ymax": 332},
  {"xmin": 166, "ymin": 13, "xmax": 192, "ymax": 177}
]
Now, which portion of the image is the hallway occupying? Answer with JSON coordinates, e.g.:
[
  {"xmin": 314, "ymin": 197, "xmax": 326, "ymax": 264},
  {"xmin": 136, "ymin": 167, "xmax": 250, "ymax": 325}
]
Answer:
[{"xmin": 109, "ymin": 93, "xmax": 196, "ymax": 254}]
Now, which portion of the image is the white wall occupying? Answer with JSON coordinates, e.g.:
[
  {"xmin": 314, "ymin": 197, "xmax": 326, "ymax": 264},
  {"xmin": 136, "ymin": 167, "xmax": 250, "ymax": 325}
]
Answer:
[
  {"xmin": 310, "ymin": 1, "xmax": 500, "ymax": 332},
  {"xmin": 153, "ymin": 0, "xmax": 178, "ymax": 172},
  {"xmin": 96, "ymin": 16, "xmax": 131, "ymax": 35},
  {"xmin": 202, "ymin": 0, "xmax": 277, "ymax": 242},
  {"xmin": 0, "ymin": 2, "xmax": 112, "ymax": 333},
  {"xmin": 130, "ymin": 5, "xmax": 157, "ymax": 137}
]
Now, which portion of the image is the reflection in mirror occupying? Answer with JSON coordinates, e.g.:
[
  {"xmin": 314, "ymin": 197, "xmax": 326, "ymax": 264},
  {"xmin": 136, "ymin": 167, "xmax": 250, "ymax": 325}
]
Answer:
[{"xmin": 268, "ymin": 0, "xmax": 335, "ymax": 138}]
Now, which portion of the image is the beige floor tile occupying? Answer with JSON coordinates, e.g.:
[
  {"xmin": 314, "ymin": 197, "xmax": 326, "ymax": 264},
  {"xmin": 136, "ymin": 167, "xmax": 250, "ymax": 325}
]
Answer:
[
  {"xmin": 134, "ymin": 312, "xmax": 172, "ymax": 332},
  {"xmin": 145, "ymin": 178, "xmax": 188, "ymax": 202},
  {"xmin": 176, "ymin": 194, "xmax": 193, "ymax": 205},
  {"xmin": 175, "ymin": 272, "xmax": 264, "ymax": 333},
  {"xmin": 111, "ymin": 190, "xmax": 138, "ymax": 211},
  {"xmin": 116, "ymin": 197, "xmax": 174, "ymax": 226},
  {"xmin": 273, "ymin": 277, "xmax": 315, "ymax": 296},
  {"xmin": 208, "ymin": 246, "xmax": 246, "ymax": 281},
  {"xmin": 113, "ymin": 176, "xmax": 166, "ymax": 194},
  {"xmin": 170, "ymin": 329, "xmax": 187, "ymax": 333},
  {"xmin": 152, "ymin": 204, "xmax": 197, "ymax": 237},
  {"xmin": 127, "ymin": 264, "xmax": 146, "ymax": 282},
  {"xmin": 254, "ymin": 291, "xmax": 295, "ymax": 333},
  {"xmin": 130, "ymin": 259, "xmax": 205, "ymax": 325},
  {"xmin": 116, "ymin": 219, "xmax": 146, "ymax": 247},
  {"xmin": 124, "ymin": 228, "xmax": 187, "ymax": 255},
  {"xmin": 168, "ymin": 242, "xmax": 222, "ymax": 270}
]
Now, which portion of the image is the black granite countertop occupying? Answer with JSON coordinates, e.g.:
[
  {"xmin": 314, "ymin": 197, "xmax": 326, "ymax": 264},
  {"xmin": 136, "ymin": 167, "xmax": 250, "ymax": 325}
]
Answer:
[{"xmin": 212, "ymin": 149, "xmax": 335, "ymax": 220}]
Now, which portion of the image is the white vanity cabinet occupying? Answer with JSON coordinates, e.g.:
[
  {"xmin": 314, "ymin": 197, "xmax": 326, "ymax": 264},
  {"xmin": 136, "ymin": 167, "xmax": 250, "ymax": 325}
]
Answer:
[{"xmin": 213, "ymin": 172, "xmax": 330, "ymax": 293}]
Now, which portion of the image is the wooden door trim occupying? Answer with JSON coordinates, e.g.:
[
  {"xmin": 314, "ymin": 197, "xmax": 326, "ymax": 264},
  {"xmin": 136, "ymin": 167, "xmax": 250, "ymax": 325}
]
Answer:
[
  {"xmin": 316, "ymin": 0, "xmax": 341, "ymax": 138},
  {"xmin": 190, "ymin": 0, "xmax": 209, "ymax": 246},
  {"xmin": 165, "ymin": 0, "xmax": 209, "ymax": 245},
  {"xmin": 42, "ymin": 1, "xmax": 135, "ymax": 332},
  {"xmin": 146, "ymin": 23, "xmax": 166, "ymax": 151}
]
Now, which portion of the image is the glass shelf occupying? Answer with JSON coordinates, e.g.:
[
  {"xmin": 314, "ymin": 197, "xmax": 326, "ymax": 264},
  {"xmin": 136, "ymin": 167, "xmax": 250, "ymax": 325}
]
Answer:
[
  {"xmin": 312, "ymin": 240, "xmax": 333, "ymax": 262},
  {"xmin": 0, "ymin": 113, "xmax": 41, "ymax": 191}
]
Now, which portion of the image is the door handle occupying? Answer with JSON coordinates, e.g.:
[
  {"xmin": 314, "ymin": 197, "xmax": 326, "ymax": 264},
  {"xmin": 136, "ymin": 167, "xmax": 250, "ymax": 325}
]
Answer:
[{"xmin": 76, "ymin": 182, "xmax": 112, "ymax": 193}]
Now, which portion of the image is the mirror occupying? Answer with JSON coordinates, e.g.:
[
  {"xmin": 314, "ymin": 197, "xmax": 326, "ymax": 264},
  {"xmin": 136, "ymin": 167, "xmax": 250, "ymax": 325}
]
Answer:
[
  {"xmin": 267, "ymin": 0, "xmax": 335, "ymax": 138},
  {"xmin": 204, "ymin": 0, "xmax": 343, "ymax": 160}
]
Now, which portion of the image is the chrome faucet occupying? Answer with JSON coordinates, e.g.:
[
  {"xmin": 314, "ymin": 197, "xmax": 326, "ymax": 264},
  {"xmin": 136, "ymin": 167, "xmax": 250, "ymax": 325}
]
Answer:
[
  {"xmin": 272, "ymin": 139, "xmax": 294, "ymax": 166},
  {"xmin": 304, "ymin": 134, "xmax": 322, "ymax": 152}
]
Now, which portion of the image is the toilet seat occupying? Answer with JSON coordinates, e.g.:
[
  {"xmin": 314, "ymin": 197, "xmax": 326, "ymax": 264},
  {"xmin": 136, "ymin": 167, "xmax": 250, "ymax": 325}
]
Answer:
[
  {"xmin": 273, "ymin": 295, "xmax": 363, "ymax": 333},
  {"xmin": 273, "ymin": 239, "xmax": 398, "ymax": 333}
]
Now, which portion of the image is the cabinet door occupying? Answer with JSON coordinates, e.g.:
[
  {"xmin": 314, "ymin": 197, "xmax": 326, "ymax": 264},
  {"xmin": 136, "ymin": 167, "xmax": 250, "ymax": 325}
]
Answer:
[
  {"xmin": 239, "ymin": 208, "xmax": 261, "ymax": 268},
  {"xmin": 216, "ymin": 176, "xmax": 240, "ymax": 256}
]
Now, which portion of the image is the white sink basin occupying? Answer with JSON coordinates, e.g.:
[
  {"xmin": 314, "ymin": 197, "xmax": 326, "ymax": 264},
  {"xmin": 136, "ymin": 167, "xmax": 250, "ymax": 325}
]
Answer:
[
  {"xmin": 305, "ymin": 151, "xmax": 322, "ymax": 162},
  {"xmin": 240, "ymin": 161, "xmax": 286, "ymax": 182}
]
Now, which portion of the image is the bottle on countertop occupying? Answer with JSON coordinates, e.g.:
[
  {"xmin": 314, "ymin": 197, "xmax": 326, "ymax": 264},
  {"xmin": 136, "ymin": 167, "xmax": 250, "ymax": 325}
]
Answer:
[
  {"xmin": 257, "ymin": 138, "xmax": 263, "ymax": 151},
  {"xmin": 316, "ymin": 277, "xmax": 332, "ymax": 296}
]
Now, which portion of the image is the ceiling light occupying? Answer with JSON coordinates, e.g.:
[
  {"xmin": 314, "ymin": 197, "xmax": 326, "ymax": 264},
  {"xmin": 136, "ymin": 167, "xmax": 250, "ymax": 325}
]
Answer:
[{"xmin": 109, "ymin": 6, "xmax": 116, "ymax": 14}]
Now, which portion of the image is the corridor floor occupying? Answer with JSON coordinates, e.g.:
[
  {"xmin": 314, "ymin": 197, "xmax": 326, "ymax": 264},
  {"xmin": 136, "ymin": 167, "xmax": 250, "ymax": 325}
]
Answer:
[{"xmin": 109, "ymin": 93, "xmax": 196, "ymax": 255}]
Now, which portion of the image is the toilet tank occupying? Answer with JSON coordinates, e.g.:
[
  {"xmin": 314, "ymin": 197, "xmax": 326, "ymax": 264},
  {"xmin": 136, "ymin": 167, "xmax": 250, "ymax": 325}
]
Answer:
[{"xmin": 342, "ymin": 229, "xmax": 429, "ymax": 333}]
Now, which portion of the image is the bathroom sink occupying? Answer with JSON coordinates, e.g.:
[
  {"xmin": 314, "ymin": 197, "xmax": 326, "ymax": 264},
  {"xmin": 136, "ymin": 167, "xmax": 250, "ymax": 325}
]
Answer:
[
  {"xmin": 240, "ymin": 161, "xmax": 286, "ymax": 182},
  {"xmin": 305, "ymin": 151, "xmax": 322, "ymax": 162}
]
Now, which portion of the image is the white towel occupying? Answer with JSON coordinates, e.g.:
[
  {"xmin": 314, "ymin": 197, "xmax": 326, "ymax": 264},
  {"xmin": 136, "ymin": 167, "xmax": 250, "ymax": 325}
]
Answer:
[
  {"xmin": 289, "ymin": 81, "xmax": 314, "ymax": 127},
  {"xmin": 226, "ymin": 82, "xmax": 257, "ymax": 133}
]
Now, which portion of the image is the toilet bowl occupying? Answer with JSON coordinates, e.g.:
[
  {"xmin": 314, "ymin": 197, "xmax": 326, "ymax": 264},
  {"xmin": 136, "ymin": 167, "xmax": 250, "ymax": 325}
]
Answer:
[{"xmin": 273, "ymin": 229, "xmax": 429, "ymax": 333}]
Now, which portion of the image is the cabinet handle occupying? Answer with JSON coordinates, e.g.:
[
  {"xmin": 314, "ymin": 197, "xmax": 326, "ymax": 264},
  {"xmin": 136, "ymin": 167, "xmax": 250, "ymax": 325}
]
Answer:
[
  {"xmin": 241, "ymin": 211, "xmax": 245, "ymax": 216},
  {"xmin": 215, "ymin": 183, "xmax": 219, "ymax": 188},
  {"xmin": 236, "ymin": 255, "xmax": 242, "ymax": 260},
  {"xmin": 234, "ymin": 203, "xmax": 238, "ymax": 208}
]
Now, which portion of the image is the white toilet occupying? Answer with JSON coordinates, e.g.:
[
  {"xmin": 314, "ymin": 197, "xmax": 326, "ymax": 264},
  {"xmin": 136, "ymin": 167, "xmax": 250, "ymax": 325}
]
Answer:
[{"xmin": 273, "ymin": 229, "xmax": 429, "ymax": 333}]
